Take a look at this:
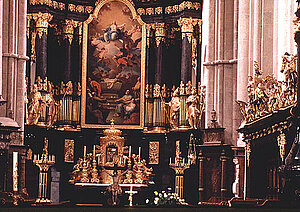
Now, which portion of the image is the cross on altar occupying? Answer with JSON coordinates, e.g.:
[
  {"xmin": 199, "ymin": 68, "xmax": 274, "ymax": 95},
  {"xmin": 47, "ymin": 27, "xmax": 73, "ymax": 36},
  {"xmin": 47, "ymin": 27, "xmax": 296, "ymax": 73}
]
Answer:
[{"xmin": 125, "ymin": 186, "xmax": 138, "ymax": 207}]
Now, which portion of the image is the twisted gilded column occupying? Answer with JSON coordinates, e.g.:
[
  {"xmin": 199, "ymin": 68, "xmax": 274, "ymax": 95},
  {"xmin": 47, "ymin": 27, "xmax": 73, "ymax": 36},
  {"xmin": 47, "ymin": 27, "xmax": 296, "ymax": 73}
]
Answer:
[
  {"xmin": 178, "ymin": 17, "xmax": 201, "ymax": 84},
  {"xmin": 32, "ymin": 12, "xmax": 53, "ymax": 79}
]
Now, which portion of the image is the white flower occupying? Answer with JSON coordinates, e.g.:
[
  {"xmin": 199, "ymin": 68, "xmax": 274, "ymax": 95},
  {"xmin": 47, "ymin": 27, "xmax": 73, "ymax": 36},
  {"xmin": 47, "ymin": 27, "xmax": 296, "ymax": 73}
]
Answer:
[{"xmin": 146, "ymin": 199, "xmax": 149, "ymax": 204}]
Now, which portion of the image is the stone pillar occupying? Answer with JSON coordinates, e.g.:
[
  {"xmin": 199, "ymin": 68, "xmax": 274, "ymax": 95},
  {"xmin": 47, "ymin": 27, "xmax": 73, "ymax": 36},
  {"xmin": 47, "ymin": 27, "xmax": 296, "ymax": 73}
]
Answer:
[
  {"xmin": 204, "ymin": 0, "xmax": 216, "ymax": 128},
  {"xmin": 32, "ymin": 12, "xmax": 53, "ymax": 79},
  {"xmin": 178, "ymin": 18, "xmax": 201, "ymax": 84},
  {"xmin": 232, "ymin": 0, "xmax": 241, "ymax": 145},
  {"xmin": 237, "ymin": 0, "xmax": 250, "ymax": 103},
  {"xmin": 253, "ymin": 0, "xmax": 262, "ymax": 65},
  {"xmin": 261, "ymin": 0, "xmax": 274, "ymax": 76},
  {"xmin": 0, "ymin": 0, "xmax": 3, "ymax": 102},
  {"xmin": 153, "ymin": 23, "xmax": 166, "ymax": 85}
]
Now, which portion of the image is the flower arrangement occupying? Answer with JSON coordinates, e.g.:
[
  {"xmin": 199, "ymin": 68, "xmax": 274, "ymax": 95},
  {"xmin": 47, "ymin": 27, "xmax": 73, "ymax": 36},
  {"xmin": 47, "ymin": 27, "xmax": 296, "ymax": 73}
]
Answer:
[{"xmin": 145, "ymin": 188, "xmax": 182, "ymax": 207}]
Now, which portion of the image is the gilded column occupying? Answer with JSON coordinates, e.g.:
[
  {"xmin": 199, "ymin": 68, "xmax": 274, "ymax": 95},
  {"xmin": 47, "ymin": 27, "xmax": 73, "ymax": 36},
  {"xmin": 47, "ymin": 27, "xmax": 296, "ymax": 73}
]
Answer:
[
  {"xmin": 178, "ymin": 17, "xmax": 200, "ymax": 84},
  {"xmin": 146, "ymin": 24, "xmax": 155, "ymax": 85},
  {"xmin": 32, "ymin": 12, "xmax": 53, "ymax": 79},
  {"xmin": 153, "ymin": 23, "xmax": 166, "ymax": 85},
  {"xmin": 62, "ymin": 19, "xmax": 77, "ymax": 82}
]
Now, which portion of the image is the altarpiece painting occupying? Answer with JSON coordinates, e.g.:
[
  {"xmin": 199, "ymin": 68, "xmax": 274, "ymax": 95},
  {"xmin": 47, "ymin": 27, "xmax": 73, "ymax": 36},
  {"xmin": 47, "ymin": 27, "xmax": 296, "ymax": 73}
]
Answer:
[{"xmin": 81, "ymin": 0, "xmax": 145, "ymax": 128}]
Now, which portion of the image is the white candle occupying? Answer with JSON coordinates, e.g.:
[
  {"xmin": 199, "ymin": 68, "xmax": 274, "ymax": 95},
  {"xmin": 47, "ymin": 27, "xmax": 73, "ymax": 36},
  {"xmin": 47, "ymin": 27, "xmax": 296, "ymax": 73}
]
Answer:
[
  {"xmin": 13, "ymin": 152, "xmax": 18, "ymax": 192},
  {"xmin": 183, "ymin": 158, "xmax": 185, "ymax": 164},
  {"xmin": 93, "ymin": 145, "xmax": 95, "ymax": 156},
  {"xmin": 129, "ymin": 146, "xmax": 131, "ymax": 157},
  {"xmin": 34, "ymin": 154, "xmax": 37, "ymax": 161},
  {"xmin": 138, "ymin": 147, "xmax": 141, "ymax": 158},
  {"xmin": 169, "ymin": 157, "xmax": 171, "ymax": 164},
  {"xmin": 84, "ymin": 146, "xmax": 86, "ymax": 157}
]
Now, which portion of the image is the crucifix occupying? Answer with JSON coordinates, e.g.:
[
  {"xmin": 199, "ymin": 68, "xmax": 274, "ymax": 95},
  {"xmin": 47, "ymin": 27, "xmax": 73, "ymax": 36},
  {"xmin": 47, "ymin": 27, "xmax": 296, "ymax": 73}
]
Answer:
[{"xmin": 125, "ymin": 185, "xmax": 138, "ymax": 207}]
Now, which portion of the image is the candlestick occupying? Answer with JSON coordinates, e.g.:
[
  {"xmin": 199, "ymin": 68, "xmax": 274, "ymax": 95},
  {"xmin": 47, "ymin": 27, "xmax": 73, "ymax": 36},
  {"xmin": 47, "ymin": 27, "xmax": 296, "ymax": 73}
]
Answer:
[
  {"xmin": 84, "ymin": 146, "xmax": 86, "ymax": 157},
  {"xmin": 129, "ymin": 146, "xmax": 131, "ymax": 157},
  {"xmin": 13, "ymin": 152, "xmax": 18, "ymax": 192}
]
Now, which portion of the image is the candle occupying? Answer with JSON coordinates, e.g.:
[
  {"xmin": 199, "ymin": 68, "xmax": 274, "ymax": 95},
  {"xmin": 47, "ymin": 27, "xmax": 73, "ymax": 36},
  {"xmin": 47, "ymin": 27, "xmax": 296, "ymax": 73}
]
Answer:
[
  {"xmin": 84, "ymin": 146, "xmax": 86, "ymax": 157},
  {"xmin": 93, "ymin": 145, "xmax": 95, "ymax": 156},
  {"xmin": 169, "ymin": 157, "xmax": 171, "ymax": 164},
  {"xmin": 129, "ymin": 146, "xmax": 131, "ymax": 157},
  {"xmin": 13, "ymin": 152, "xmax": 18, "ymax": 192},
  {"xmin": 138, "ymin": 147, "xmax": 141, "ymax": 158},
  {"xmin": 183, "ymin": 158, "xmax": 185, "ymax": 164},
  {"xmin": 34, "ymin": 154, "xmax": 37, "ymax": 161}
]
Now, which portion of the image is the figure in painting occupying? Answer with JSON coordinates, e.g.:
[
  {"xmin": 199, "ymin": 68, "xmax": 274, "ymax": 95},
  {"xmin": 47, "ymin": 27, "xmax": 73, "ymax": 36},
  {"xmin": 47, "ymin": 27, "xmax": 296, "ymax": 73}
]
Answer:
[
  {"xmin": 114, "ymin": 89, "xmax": 135, "ymax": 119},
  {"xmin": 102, "ymin": 21, "xmax": 125, "ymax": 42}
]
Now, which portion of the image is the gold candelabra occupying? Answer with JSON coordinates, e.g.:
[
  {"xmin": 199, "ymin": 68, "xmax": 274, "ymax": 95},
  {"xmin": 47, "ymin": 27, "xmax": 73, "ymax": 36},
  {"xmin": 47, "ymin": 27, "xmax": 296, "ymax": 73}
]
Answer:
[
  {"xmin": 169, "ymin": 140, "xmax": 190, "ymax": 200},
  {"xmin": 33, "ymin": 137, "xmax": 55, "ymax": 203}
]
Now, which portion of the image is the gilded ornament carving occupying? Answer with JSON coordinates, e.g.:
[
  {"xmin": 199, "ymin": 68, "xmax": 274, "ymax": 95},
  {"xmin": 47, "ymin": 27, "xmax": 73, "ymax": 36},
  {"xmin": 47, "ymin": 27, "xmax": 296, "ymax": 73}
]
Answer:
[
  {"xmin": 64, "ymin": 139, "xmax": 75, "ymax": 163},
  {"xmin": 85, "ymin": 6, "xmax": 94, "ymax": 14},
  {"xmin": 76, "ymin": 5, "xmax": 85, "ymax": 13},
  {"xmin": 69, "ymin": 4, "xmax": 76, "ymax": 12},
  {"xmin": 149, "ymin": 141, "xmax": 159, "ymax": 164},
  {"xmin": 245, "ymin": 141, "xmax": 251, "ymax": 167},
  {"xmin": 155, "ymin": 7, "xmax": 163, "ymax": 15},
  {"xmin": 237, "ymin": 57, "xmax": 297, "ymax": 123},
  {"xmin": 293, "ymin": 17, "xmax": 300, "ymax": 33},
  {"xmin": 152, "ymin": 23, "xmax": 166, "ymax": 47},
  {"xmin": 53, "ymin": 1, "xmax": 58, "ymax": 9},
  {"xmin": 58, "ymin": 2, "xmax": 65, "ymax": 10},
  {"xmin": 153, "ymin": 84, "xmax": 161, "ymax": 98},
  {"xmin": 277, "ymin": 133, "xmax": 286, "ymax": 162},
  {"xmin": 137, "ymin": 8, "xmax": 145, "ymax": 15},
  {"xmin": 177, "ymin": 17, "xmax": 199, "ymax": 42},
  {"xmin": 63, "ymin": 19, "xmax": 79, "ymax": 44},
  {"xmin": 146, "ymin": 8, "xmax": 154, "ymax": 15},
  {"xmin": 31, "ymin": 12, "xmax": 53, "ymax": 38}
]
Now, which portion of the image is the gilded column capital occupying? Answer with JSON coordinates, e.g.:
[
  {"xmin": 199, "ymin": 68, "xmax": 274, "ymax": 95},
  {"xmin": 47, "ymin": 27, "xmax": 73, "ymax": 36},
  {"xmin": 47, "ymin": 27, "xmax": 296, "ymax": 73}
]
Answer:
[
  {"xmin": 152, "ymin": 23, "xmax": 166, "ymax": 47},
  {"xmin": 31, "ymin": 12, "xmax": 53, "ymax": 38},
  {"xmin": 63, "ymin": 19, "xmax": 80, "ymax": 44},
  {"xmin": 177, "ymin": 17, "xmax": 201, "ymax": 42}
]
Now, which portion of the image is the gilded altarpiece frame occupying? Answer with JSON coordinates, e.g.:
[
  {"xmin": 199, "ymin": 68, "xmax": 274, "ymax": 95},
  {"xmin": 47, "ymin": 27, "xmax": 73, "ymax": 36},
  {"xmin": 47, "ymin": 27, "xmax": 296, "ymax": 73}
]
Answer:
[
  {"xmin": 81, "ymin": 0, "xmax": 146, "ymax": 129},
  {"xmin": 149, "ymin": 141, "xmax": 159, "ymax": 164}
]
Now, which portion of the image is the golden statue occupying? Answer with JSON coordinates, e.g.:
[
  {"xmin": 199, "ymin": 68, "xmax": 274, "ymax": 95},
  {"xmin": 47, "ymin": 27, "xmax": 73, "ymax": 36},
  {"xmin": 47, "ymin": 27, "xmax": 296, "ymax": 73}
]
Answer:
[
  {"xmin": 27, "ymin": 84, "xmax": 42, "ymax": 125},
  {"xmin": 168, "ymin": 88, "xmax": 180, "ymax": 129}
]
